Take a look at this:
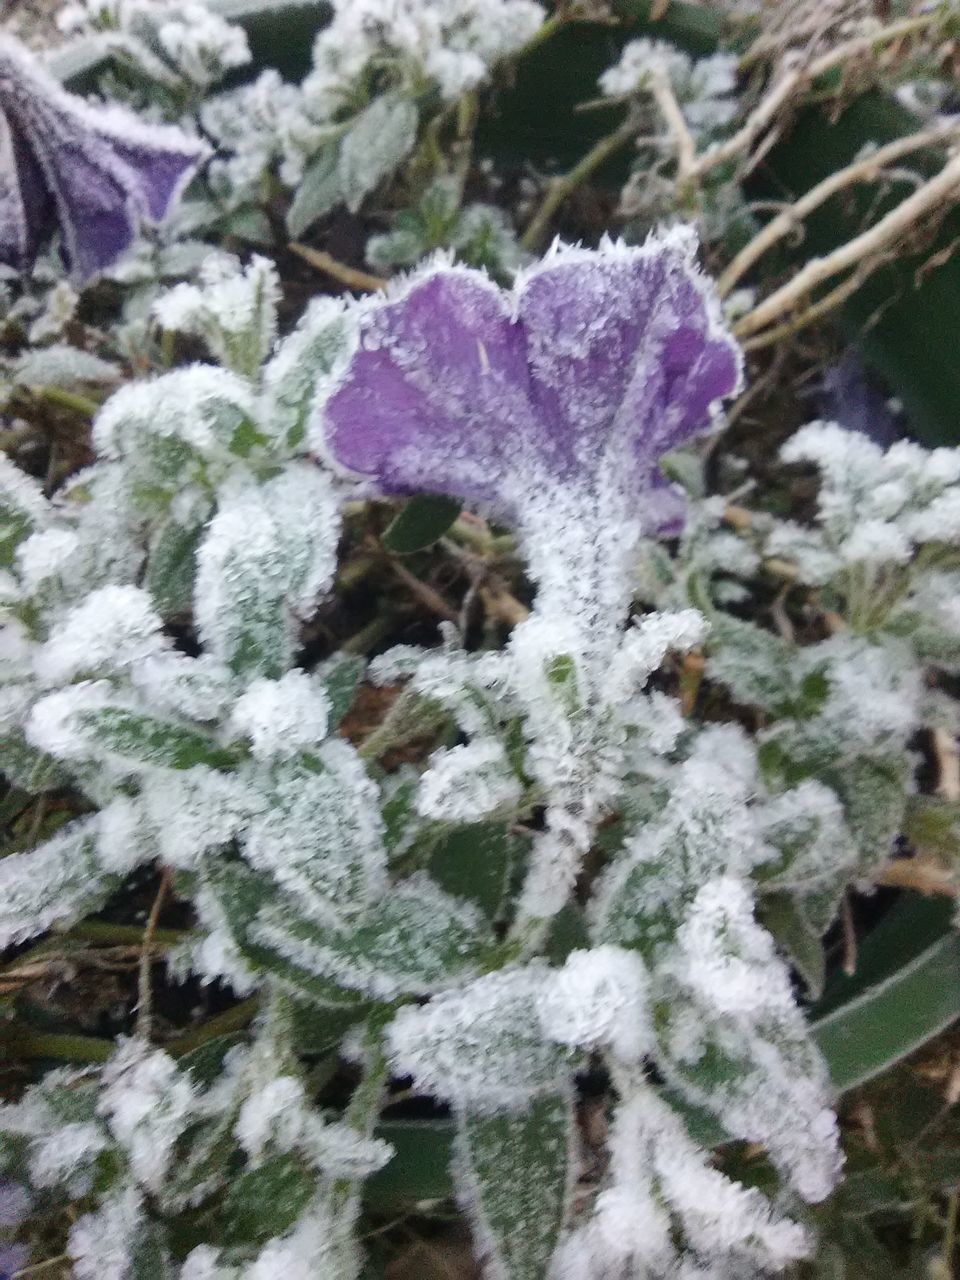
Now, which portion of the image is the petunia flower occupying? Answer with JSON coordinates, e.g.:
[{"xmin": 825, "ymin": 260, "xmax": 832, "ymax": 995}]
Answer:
[
  {"xmin": 317, "ymin": 231, "xmax": 742, "ymax": 935},
  {"xmin": 0, "ymin": 35, "xmax": 206, "ymax": 282},
  {"xmin": 316, "ymin": 228, "xmax": 741, "ymax": 644}
]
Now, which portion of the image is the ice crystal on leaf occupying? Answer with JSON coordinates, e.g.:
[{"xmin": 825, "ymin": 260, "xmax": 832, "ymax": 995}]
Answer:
[
  {"xmin": 599, "ymin": 40, "xmax": 739, "ymax": 141},
  {"xmin": 553, "ymin": 1084, "xmax": 811, "ymax": 1280},
  {"xmin": 153, "ymin": 253, "xmax": 281, "ymax": 378},
  {"xmin": 386, "ymin": 965, "xmax": 573, "ymax": 1112},
  {"xmin": 0, "ymin": 35, "xmax": 206, "ymax": 281}
]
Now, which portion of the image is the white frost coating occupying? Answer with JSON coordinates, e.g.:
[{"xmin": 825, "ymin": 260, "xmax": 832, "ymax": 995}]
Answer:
[
  {"xmin": 0, "ymin": 815, "xmax": 106, "ymax": 948},
  {"xmin": 234, "ymin": 1074, "xmax": 311, "ymax": 1163},
  {"xmin": 234, "ymin": 1074, "xmax": 392, "ymax": 1177},
  {"xmin": 385, "ymin": 964, "xmax": 570, "ymax": 1112},
  {"xmin": 0, "ymin": 451, "xmax": 49, "ymax": 529},
  {"xmin": 26, "ymin": 680, "xmax": 114, "ymax": 760},
  {"xmin": 665, "ymin": 877, "xmax": 843, "ymax": 1203},
  {"xmin": 671, "ymin": 877, "xmax": 796, "ymax": 1022},
  {"xmin": 553, "ymin": 1085, "xmax": 809, "ymax": 1280},
  {"xmin": 415, "ymin": 737, "xmax": 521, "ymax": 822},
  {"xmin": 15, "ymin": 528, "xmax": 80, "ymax": 593},
  {"xmin": 69, "ymin": 1184, "xmax": 145, "ymax": 1280},
  {"xmin": 230, "ymin": 670, "xmax": 331, "ymax": 761},
  {"xmin": 93, "ymin": 364, "xmax": 257, "ymax": 462},
  {"xmin": 180, "ymin": 1246, "xmax": 239, "ymax": 1280},
  {"xmin": 815, "ymin": 635, "xmax": 922, "ymax": 747},
  {"xmin": 187, "ymin": 881, "xmax": 261, "ymax": 995},
  {"xmin": 154, "ymin": 254, "xmax": 280, "ymax": 375},
  {"xmin": 776, "ymin": 422, "xmax": 960, "ymax": 580},
  {"xmin": 252, "ymin": 873, "xmax": 482, "ymax": 1000},
  {"xmin": 97, "ymin": 1040, "xmax": 197, "ymax": 1193},
  {"xmin": 758, "ymin": 780, "xmax": 853, "ymax": 890},
  {"xmin": 30, "ymin": 1121, "xmax": 109, "ymax": 1194},
  {"xmin": 601, "ymin": 609, "xmax": 708, "ymax": 710},
  {"xmin": 194, "ymin": 466, "xmax": 341, "ymax": 670},
  {"xmin": 130, "ymin": 651, "xmax": 235, "ymax": 722},
  {"xmin": 97, "ymin": 795, "xmax": 157, "ymax": 874},
  {"xmin": 241, "ymin": 739, "xmax": 387, "ymax": 925},
  {"xmin": 600, "ymin": 40, "xmax": 738, "ymax": 139},
  {"xmin": 35, "ymin": 584, "xmax": 167, "ymax": 683},
  {"xmin": 247, "ymin": 1200, "xmax": 358, "ymax": 1280},
  {"xmin": 142, "ymin": 766, "xmax": 260, "ymax": 870},
  {"xmin": 537, "ymin": 945, "xmax": 653, "ymax": 1063}
]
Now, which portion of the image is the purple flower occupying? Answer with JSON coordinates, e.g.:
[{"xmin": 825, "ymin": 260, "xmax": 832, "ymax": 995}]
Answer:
[
  {"xmin": 319, "ymin": 232, "xmax": 739, "ymax": 511},
  {"xmin": 0, "ymin": 1179, "xmax": 29, "ymax": 1280},
  {"xmin": 0, "ymin": 36, "xmax": 206, "ymax": 282},
  {"xmin": 316, "ymin": 231, "xmax": 740, "ymax": 627},
  {"xmin": 0, "ymin": 1243, "xmax": 27, "ymax": 1280}
]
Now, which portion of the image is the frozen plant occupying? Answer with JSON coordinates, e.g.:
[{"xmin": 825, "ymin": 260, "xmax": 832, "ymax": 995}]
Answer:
[
  {"xmin": 0, "ymin": 235, "xmax": 888, "ymax": 1279},
  {"xmin": 202, "ymin": 0, "xmax": 546, "ymax": 231},
  {"xmin": 0, "ymin": 34, "xmax": 206, "ymax": 282},
  {"xmin": 316, "ymin": 230, "xmax": 742, "ymax": 935},
  {"xmin": 57, "ymin": 0, "xmax": 251, "ymax": 96},
  {"xmin": 600, "ymin": 39, "xmax": 739, "ymax": 140}
]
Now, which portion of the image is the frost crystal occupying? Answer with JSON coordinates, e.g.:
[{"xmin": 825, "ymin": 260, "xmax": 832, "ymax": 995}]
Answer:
[
  {"xmin": 386, "ymin": 965, "xmax": 570, "ymax": 1112},
  {"xmin": 0, "ymin": 35, "xmax": 206, "ymax": 281},
  {"xmin": 536, "ymin": 946, "xmax": 653, "ymax": 1063},
  {"xmin": 416, "ymin": 738, "xmax": 521, "ymax": 822},
  {"xmin": 600, "ymin": 41, "xmax": 738, "ymax": 139},
  {"xmin": 153, "ymin": 253, "xmax": 280, "ymax": 377},
  {"xmin": 35, "ymin": 584, "xmax": 167, "ymax": 683},
  {"xmin": 230, "ymin": 670, "xmax": 331, "ymax": 761},
  {"xmin": 98, "ymin": 1040, "xmax": 197, "ymax": 1191},
  {"xmin": 774, "ymin": 421, "xmax": 960, "ymax": 581}
]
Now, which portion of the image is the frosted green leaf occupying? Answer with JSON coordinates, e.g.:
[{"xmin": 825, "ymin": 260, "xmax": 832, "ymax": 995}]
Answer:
[
  {"xmin": 262, "ymin": 296, "xmax": 351, "ymax": 451},
  {"xmin": 202, "ymin": 861, "xmax": 368, "ymax": 1008},
  {"xmin": 318, "ymin": 653, "xmax": 364, "ymax": 728},
  {"xmin": 339, "ymin": 96, "xmax": 419, "ymax": 214},
  {"xmin": 0, "ymin": 816, "xmax": 116, "ymax": 948},
  {"xmin": 240, "ymin": 742, "xmax": 387, "ymax": 924},
  {"xmin": 85, "ymin": 705, "xmax": 239, "ymax": 771},
  {"xmin": 385, "ymin": 965, "xmax": 572, "ymax": 1112},
  {"xmin": 704, "ymin": 614, "xmax": 798, "ymax": 713},
  {"xmin": 93, "ymin": 366, "xmax": 261, "ymax": 498},
  {"xmin": 12, "ymin": 344, "xmax": 120, "ymax": 388},
  {"xmin": 658, "ymin": 877, "xmax": 842, "ymax": 1202},
  {"xmin": 194, "ymin": 466, "xmax": 340, "ymax": 679},
  {"xmin": 286, "ymin": 144, "xmax": 342, "ymax": 239},
  {"xmin": 0, "ymin": 453, "xmax": 48, "ymax": 567},
  {"xmin": 0, "ymin": 730, "xmax": 67, "ymax": 792},
  {"xmin": 130, "ymin": 652, "xmax": 235, "ymax": 724},
  {"xmin": 252, "ymin": 873, "xmax": 491, "ymax": 1001},
  {"xmin": 218, "ymin": 1154, "xmax": 317, "ymax": 1247},
  {"xmin": 455, "ymin": 1092, "xmax": 574, "ymax": 1280},
  {"xmin": 153, "ymin": 255, "xmax": 280, "ymax": 379},
  {"xmin": 146, "ymin": 516, "xmax": 205, "ymax": 618}
]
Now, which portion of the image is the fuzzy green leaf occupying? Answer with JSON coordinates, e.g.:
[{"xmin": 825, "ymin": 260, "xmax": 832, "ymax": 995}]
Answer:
[{"xmin": 454, "ymin": 1093, "xmax": 574, "ymax": 1280}]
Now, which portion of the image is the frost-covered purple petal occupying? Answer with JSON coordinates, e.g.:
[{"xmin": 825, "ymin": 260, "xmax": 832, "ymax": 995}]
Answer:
[
  {"xmin": 0, "ymin": 36, "xmax": 207, "ymax": 281},
  {"xmin": 318, "ymin": 231, "xmax": 741, "ymax": 521}
]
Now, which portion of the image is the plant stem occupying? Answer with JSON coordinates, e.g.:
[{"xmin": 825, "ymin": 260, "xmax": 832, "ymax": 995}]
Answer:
[
  {"xmin": 521, "ymin": 114, "xmax": 640, "ymax": 252},
  {"xmin": 27, "ymin": 385, "xmax": 99, "ymax": 417},
  {"xmin": 168, "ymin": 995, "xmax": 262, "ymax": 1058},
  {"xmin": 4, "ymin": 1028, "xmax": 113, "ymax": 1064}
]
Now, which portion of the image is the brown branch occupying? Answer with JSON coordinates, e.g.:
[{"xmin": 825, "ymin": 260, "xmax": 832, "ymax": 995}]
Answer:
[
  {"xmin": 288, "ymin": 243, "xmax": 386, "ymax": 293},
  {"xmin": 718, "ymin": 122, "xmax": 960, "ymax": 296},
  {"xmin": 734, "ymin": 150, "xmax": 960, "ymax": 338}
]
